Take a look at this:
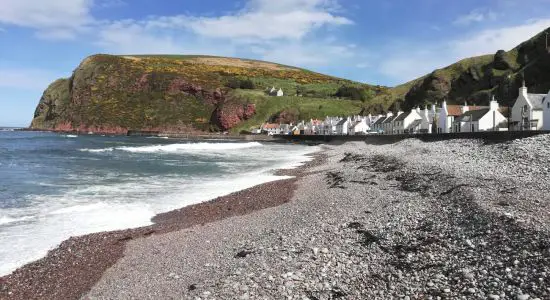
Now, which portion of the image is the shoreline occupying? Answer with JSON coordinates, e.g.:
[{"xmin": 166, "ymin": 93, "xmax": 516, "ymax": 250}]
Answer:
[
  {"xmin": 0, "ymin": 152, "xmax": 325, "ymax": 300},
  {"xmin": 17, "ymin": 128, "xmax": 279, "ymax": 142}
]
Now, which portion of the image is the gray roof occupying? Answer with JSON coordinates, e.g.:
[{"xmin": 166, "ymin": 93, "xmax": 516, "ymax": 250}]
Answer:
[
  {"xmin": 383, "ymin": 115, "xmax": 398, "ymax": 123},
  {"xmin": 336, "ymin": 119, "xmax": 348, "ymax": 126},
  {"xmin": 373, "ymin": 117, "xmax": 387, "ymax": 125},
  {"xmin": 406, "ymin": 119, "xmax": 422, "ymax": 129},
  {"xmin": 393, "ymin": 111, "xmax": 410, "ymax": 122},
  {"xmin": 455, "ymin": 108, "xmax": 490, "ymax": 123},
  {"xmin": 528, "ymin": 94, "xmax": 547, "ymax": 109}
]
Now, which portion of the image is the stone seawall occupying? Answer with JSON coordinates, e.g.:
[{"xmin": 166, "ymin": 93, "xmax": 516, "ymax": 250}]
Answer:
[{"xmin": 275, "ymin": 131, "xmax": 550, "ymax": 145}]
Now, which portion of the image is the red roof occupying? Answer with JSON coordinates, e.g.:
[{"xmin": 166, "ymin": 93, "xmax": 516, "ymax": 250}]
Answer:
[
  {"xmin": 262, "ymin": 123, "xmax": 279, "ymax": 129},
  {"xmin": 447, "ymin": 105, "xmax": 487, "ymax": 116},
  {"xmin": 446, "ymin": 105, "xmax": 462, "ymax": 116}
]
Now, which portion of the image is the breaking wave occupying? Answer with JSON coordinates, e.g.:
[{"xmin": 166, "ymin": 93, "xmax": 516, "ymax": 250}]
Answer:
[{"xmin": 80, "ymin": 142, "xmax": 263, "ymax": 154}]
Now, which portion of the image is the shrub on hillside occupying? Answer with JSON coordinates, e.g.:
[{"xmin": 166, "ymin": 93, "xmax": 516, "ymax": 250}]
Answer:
[
  {"xmin": 226, "ymin": 78, "xmax": 256, "ymax": 89},
  {"xmin": 335, "ymin": 86, "xmax": 375, "ymax": 102},
  {"xmin": 240, "ymin": 79, "xmax": 255, "ymax": 89}
]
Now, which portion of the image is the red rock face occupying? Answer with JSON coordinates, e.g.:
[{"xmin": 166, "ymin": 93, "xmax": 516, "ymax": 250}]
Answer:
[
  {"xmin": 167, "ymin": 77, "xmax": 224, "ymax": 106},
  {"xmin": 213, "ymin": 103, "xmax": 257, "ymax": 131}
]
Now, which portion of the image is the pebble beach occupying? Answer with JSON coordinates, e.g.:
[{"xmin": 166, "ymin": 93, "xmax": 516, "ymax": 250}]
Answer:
[{"xmin": 3, "ymin": 136, "xmax": 550, "ymax": 299}]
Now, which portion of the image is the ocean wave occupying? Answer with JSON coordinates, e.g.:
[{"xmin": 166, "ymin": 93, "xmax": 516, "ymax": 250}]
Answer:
[
  {"xmin": 79, "ymin": 147, "xmax": 114, "ymax": 153},
  {"xmin": 80, "ymin": 142, "xmax": 263, "ymax": 154},
  {"xmin": 64, "ymin": 134, "xmax": 78, "ymax": 138},
  {"xmin": 0, "ymin": 215, "xmax": 35, "ymax": 226}
]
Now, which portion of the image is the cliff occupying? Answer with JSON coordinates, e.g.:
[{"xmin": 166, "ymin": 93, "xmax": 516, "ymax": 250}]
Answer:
[
  {"xmin": 376, "ymin": 27, "xmax": 550, "ymax": 110},
  {"xmin": 31, "ymin": 55, "xmax": 375, "ymax": 134}
]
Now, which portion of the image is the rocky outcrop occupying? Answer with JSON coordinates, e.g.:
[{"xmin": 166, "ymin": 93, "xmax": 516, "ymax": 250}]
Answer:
[
  {"xmin": 30, "ymin": 55, "xmax": 250, "ymax": 133},
  {"xmin": 391, "ymin": 26, "xmax": 550, "ymax": 110},
  {"xmin": 212, "ymin": 103, "xmax": 256, "ymax": 131}
]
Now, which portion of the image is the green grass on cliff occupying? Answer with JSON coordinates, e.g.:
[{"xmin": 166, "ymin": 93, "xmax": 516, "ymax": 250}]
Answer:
[{"xmin": 229, "ymin": 90, "xmax": 363, "ymax": 133}]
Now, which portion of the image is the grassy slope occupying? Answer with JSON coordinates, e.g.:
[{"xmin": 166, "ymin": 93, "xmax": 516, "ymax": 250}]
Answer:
[{"xmin": 229, "ymin": 90, "xmax": 364, "ymax": 132}]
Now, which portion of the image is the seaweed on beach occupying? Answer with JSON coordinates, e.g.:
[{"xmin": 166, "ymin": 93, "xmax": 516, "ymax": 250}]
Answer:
[{"xmin": 326, "ymin": 171, "xmax": 346, "ymax": 189}]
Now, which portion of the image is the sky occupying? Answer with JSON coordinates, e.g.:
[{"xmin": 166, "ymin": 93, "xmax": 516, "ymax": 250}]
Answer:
[{"xmin": 1, "ymin": 0, "xmax": 550, "ymax": 126}]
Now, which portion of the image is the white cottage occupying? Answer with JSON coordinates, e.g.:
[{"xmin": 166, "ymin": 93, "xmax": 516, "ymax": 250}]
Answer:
[
  {"xmin": 372, "ymin": 114, "xmax": 389, "ymax": 133},
  {"xmin": 453, "ymin": 98, "xmax": 507, "ymax": 132},
  {"xmin": 419, "ymin": 105, "xmax": 438, "ymax": 134},
  {"xmin": 321, "ymin": 117, "xmax": 341, "ymax": 135},
  {"xmin": 261, "ymin": 123, "xmax": 281, "ymax": 135},
  {"xmin": 336, "ymin": 117, "xmax": 351, "ymax": 135},
  {"xmin": 268, "ymin": 87, "xmax": 284, "ymax": 97},
  {"xmin": 437, "ymin": 101, "xmax": 464, "ymax": 133},
  {"xmin": 393, "ymin": 108, "xmax": 423, "ymax": 134},
  {"xmin": 511, "ymin": 83, "xmax": 547, "ymax": 130},
  {"xmin": 349, "ymin": 117, "xmax": 369, "ymax": 135}
]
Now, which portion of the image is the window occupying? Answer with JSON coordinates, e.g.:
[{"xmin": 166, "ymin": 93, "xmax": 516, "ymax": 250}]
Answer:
[{"xmin": 471, "ymin": 124, "xmax": 475, "ymax": 132}]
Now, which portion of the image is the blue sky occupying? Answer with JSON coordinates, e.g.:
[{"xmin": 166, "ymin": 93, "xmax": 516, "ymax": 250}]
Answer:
[{"xmin": 1, "ymin": 0, "xmax": 550, "ymax": 126}]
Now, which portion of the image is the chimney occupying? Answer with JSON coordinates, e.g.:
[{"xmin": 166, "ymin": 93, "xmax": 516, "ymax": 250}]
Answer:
[
  {"xmin": 519, "ymin": 80, "xmax": 528, "ymax": 98},
  {"xmin": 424, "ymin": 106, "xmax": 429, "ymax": 118},
  {"xmin": 490, "ymin": 95, "xmax": 499, "ymax": 111},
  {"xmin": 387, "ymin": 111, "xmax": 394, "ymax": 118},
  {"xmin": 416, "ymin": 107, "xmax": 421, "ymax": 113},
  {"xmin": 461, "ymin": 101, "xmax": 469, "ymax": 114}
]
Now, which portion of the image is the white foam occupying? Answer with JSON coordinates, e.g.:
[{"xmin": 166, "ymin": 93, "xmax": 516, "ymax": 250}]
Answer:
[
  {"xmin": 117, "ymin": 142, "xmax": 263, "ymax": 153},
  {"xmin": 64, "ymin": 134, "xmax": 78, "ymax": 138},
  {"xmin": 80, "ymin": 148, "xmax": 114, "ymax": 153},
  {"xmin": 0, "ymin": 215, "xmax": 35, "ymax": 225},
  {"xmin": 80, "ymin": 142, "xmax": 263, "ymax": 154},
  {"xmin": 0, "ymin": 142, "xmax": 319, "ymax": 276}
]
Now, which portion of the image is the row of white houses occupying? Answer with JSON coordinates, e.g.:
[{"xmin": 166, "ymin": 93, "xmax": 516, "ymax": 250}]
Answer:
[{"xmin": 258, "ymin": 84, "xmax": 550, "ymax": 135}]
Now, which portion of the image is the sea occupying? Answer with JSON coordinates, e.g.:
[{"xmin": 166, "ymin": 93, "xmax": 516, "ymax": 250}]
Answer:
[{"xmin": 0, "ymin": 129, "xmax": 318, "ymax": 276}]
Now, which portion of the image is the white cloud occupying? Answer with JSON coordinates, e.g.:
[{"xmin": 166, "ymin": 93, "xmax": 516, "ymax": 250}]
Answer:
[
  {"xmin": 453, "ymin": 9, "xmax": 498, "ymax": 26},
  {"xmin": 94, "ymin": 0, "xmax": 357, "ymax": 68},
  {"xmin": 380, "ymin": 19, "xmax": 550, "ymax": 84},
  {"xmin": 0, "ymin": 0, "xmax": 94, "ymax": 39},
  {"xmin": 135, "ymin": 0, "xmax": 352, "ymax": 41},
  {"xmin": 0, "ymin": 68, "xmax": 62, "ymax": 90},
  {"xmin": 453, "ymin": 19, "xmax": 550, "ymax": 57}
]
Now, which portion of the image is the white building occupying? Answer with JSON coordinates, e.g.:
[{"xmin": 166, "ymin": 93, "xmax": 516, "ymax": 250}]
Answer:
[
  {"xmin": 420, "ymin": 105, "xmax": 437, "ymax": 134},
  {"xmin": 336, "ymin": 117, "xmax": 351, "ymax": 135},
  {"xmin": 321, "ymin": 116, "xmax": 341, "ymax": 135},
  {"xmin": 372, "ymin": 114, "xmax": 389, "ymax": 133},
  {"xmin": 382, "ymin": 111, "xmax": 402, "ymax": 134},
  {"xmin": 437, "ymin": 101, "xmax": 464, "ymax": 133},
  {"xmin": 261, "ymin": 123, "xmax": 281, "ymax": 135},
  {"xmin": 453, "ymin": 98, "xmax": 508, "ymax": 132},
  {"xmin": 268, "ymin": 87, "xmax": 284, "ymax": 97},
  {"xmin": 511, "ymin": 83, "xmax": 547, "ymax": 130},
  {"xmin": 393, "ymin": 108, "xmax": 423, "ymax": 134},
  {"xmin": 349, "ymin": 117, "xmax": 369, "ymax": 135}
]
